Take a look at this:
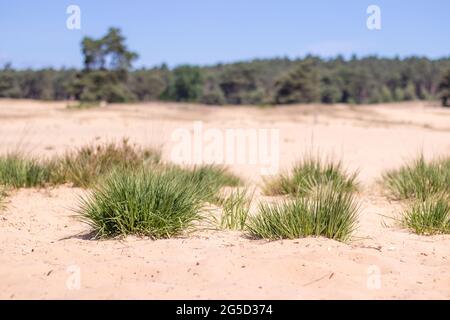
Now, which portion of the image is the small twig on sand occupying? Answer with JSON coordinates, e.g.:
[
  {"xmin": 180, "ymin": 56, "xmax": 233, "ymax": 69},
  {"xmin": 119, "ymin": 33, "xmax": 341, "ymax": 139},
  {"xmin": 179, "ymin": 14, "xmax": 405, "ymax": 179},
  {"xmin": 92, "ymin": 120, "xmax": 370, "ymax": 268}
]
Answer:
[{"xmin": 302, "ymin": 272, "xmax": 333, "ymax": 287}]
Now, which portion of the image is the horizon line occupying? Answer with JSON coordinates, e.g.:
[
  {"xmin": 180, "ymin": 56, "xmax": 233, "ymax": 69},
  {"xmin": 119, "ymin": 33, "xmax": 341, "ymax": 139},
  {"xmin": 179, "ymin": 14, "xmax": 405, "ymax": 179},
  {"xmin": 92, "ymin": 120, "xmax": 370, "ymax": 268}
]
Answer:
[{"xmin": 3, "ymin": 53, "xmax": 450, "ymax": 71}]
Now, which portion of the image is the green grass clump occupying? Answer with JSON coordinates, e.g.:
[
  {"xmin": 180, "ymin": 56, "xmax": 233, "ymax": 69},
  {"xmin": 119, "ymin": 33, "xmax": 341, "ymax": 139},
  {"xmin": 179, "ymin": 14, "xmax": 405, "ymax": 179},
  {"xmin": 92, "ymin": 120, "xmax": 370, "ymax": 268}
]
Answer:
[
  {"xmin": 78, "ymin": 163, "xmax": 243, "ymax": 238},
  {"xmin": 217, "ymin": 189, "xmax": 252, "ymax": 231},
  {"xmin": 382, "ymin": 155, "xmax": 449, "ymax": 200},
  {"xmin": 247, "ymin": 185, "xmax": 359, "ymax": 242},
  {"xmin": 0, "ymin": 154, "xmax": 52, "ymax": 188},
  {"xmin": 383, "ymin": 155, "xmax": 450, "ymax": 235},
  {"xmin": 402, "ymin": 196, "xmax": 450, "ymax": 235},
  {"xmin": 163, "ymin": 164, "xmax": 242, "ymax": 202},
  {"xmin": 263, "ymin": 155, "xmax": 358, "ymax": 196},
  {"xmin": 78, "ymin": 169, "xmax": 206, "ymax": 238},
  {"xmin": 53, "ymin": 139, "xmax": 161, "ymax": 187}
]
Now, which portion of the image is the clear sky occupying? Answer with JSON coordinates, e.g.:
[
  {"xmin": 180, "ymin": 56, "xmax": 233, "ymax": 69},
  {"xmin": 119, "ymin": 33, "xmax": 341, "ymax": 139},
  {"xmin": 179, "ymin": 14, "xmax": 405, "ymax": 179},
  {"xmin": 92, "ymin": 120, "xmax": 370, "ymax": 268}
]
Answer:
[{"xmin": 1, "ymin": 0, "xmax": 449, "ymax": 69}]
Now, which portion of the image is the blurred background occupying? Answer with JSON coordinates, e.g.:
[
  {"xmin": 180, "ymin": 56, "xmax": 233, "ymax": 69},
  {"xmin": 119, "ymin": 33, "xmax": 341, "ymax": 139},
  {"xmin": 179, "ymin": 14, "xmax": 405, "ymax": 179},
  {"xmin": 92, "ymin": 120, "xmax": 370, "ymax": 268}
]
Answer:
[{"xmin": 0, "ymin": 0, "xmax": 449, "ymax": 106}]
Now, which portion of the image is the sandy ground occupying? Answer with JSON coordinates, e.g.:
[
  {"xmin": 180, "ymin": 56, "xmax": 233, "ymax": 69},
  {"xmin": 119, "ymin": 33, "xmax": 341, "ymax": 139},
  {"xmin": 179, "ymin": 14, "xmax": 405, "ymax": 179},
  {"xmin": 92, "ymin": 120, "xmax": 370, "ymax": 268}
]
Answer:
[{"xmin": 0, "ymin": 99, "xmax": 449, "ymax": 299}]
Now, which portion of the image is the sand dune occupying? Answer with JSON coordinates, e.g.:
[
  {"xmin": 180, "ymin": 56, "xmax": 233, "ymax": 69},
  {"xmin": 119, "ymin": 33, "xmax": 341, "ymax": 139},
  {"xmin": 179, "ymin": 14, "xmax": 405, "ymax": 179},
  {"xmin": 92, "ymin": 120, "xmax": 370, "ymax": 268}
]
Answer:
[{"xmin": 0, "ymin": 99, "xmax": 449, "ymax": 299}]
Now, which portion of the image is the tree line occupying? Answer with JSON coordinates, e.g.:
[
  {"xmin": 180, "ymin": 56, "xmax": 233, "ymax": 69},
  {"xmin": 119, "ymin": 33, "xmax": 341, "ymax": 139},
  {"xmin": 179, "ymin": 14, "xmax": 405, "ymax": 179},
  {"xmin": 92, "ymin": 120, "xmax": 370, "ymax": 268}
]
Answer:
[{"xmin": 1, "ymin": 28, "xmax": 449, "ymax": 106}]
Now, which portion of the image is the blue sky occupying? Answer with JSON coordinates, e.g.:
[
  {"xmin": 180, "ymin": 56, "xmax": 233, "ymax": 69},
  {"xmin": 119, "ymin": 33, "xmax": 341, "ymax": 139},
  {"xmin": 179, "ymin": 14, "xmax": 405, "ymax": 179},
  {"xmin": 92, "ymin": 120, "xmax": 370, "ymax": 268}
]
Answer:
[{"xmin": 1, "ymin": 0, "xmax": 449, "ymax": 69}]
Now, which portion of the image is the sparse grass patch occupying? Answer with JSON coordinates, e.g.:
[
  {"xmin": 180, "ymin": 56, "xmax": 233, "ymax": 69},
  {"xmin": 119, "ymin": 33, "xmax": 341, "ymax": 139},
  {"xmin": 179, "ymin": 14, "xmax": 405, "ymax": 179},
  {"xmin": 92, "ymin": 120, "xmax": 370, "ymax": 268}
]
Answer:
[
  {"xmin": 52, "ymin": 139, "xmax": 161, "ymax": 187},
  {"xmin": 0, "ymin": 140, "xmax": 161, "ymax": 189},
  {"xmin": 382, "ymin": 155, "xmax": 450, "ymax": 200},
  {"xmin": 217, "ymin": 188, "xmax": 252, "ymax": 230},
  {"xmin": 0, "ymin": 154, "xmax": 52, "ymax": 188},
  {"xmin": 0, "ymin": 140, "xmax": 242, "ymax": 204},
  {"xmin": 247, "ymin": 185, "xmax": 359, "ymax": 242},
  {"xmin": 78, "ymin": 169, "xmax": 206, "ymax": 238},
  {"xmin": 66, "ymin": 101, "xmax": 100, "ymax": 110},
  {"xmin": 263, "ymin": 155, "xmax": 358, "ymax": 197},
  {"xmin": 402, "ymin": 196, "xmax": 450, "ymax": 235}
]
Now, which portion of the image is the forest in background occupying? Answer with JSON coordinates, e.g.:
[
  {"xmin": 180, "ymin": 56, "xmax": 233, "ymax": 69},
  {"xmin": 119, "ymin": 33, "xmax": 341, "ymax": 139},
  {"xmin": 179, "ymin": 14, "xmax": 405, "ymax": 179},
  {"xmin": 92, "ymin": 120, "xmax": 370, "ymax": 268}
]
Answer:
[{"xmin": 1, "ymin": 28, "xmax": 450, "ymax": 106}]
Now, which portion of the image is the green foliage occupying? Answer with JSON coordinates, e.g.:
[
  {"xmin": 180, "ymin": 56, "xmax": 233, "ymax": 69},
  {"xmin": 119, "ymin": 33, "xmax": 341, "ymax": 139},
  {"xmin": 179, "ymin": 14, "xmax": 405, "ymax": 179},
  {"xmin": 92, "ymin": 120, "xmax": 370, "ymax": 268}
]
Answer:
[
  {"xmin": 70, "ymin": 27, "xmax": 139, "ymax": 103},
  {"xmin": 218, "ymin": 64, "xmax": 264, "ymax": 104},
  {"xmin": 380, "ymin": 85, "xmax": 393, "ymax": 103},
  {"xmin": 394, "ymin": 87, "xmax": 405, "ymax": 101},
  {"xmin": 71, "ymin": 70, "xmax": 137, "ymax": 103},
  {"xmin": 163, "ymin": 164, "xmax": 242, "ymax": 203},
  {"xmin": 274, "ymin": 61, "xmax": 320, "ymax": 104},
  {"xmin": 0, "ymin": 65, "xmax": 78, "ymax": 100},
  {"xmin": 0, "ymin": 154, "xmax": 53, "ymax": 188},
  {"xmin": 0, "ymin": 140, "xmax": 242, "ymax": 201},
  {"xmin": 320, "ymin": 72, "xmax": 342, "ymax": 104},
  {"xmin": 78, "ymin": 169, "xmax": 205, "ymax": 238},
  {"xmin": 163, "ymin": 66, "xmax": 203, "ymax": 102},
  {"xmin": 247, "ymin": 185, "xmax": 359, "ymax": 242},
  {"xmin": 382, "ymin": 155, "xmax": 450, "ymax": 200},
  {"xmin": 0, "ymin": 63, "xmax": 22, "ymax": 98},
  {"xmin": 128, "ymin": 66, "xmax": 169, "ymax": 101},
  {"xmin": 403, "ymin": 196, "xmax": 450, "ymax": 235},
  {"xmin": 198, "ymin": 72, "xmax": 226, "ymax": 105},
  {"xmin": 53, "ymin": 140, "xmax": 161, "ymax": 188},
  {"xmin": 81, "ymin": 27, "xmax": 138, "ymax": 72},
  {"xmin": 77, "ymin": 163, "xmax": 242, "ymax": 238},
  {"xmin": 200, "ymin": 87, "xmax": 226, "ymax": 105},
  {"xmin": 217, "ymin": 189, "xmax": 252, "ymax": 230},
  {"xmin": 0, "ymin": 140, "xmax": 161, "ymax": 189},
  {"xmin": 439, "ymin": 69, "xmax": 450, "ymax": 107},
  {"xmin": 403, "ymin": 82, "xmax": 417, "ymax": 101},
  {"xmin": 263, "ymin": 156, "xmax": 358, "ymax": 197},
  {"xmin": 384, "ymin": 155, "xmax": 450, "ymax": 235},
  {"xmin": 1, "ymin": 35, "xmax": 449, "ymax": 106}
]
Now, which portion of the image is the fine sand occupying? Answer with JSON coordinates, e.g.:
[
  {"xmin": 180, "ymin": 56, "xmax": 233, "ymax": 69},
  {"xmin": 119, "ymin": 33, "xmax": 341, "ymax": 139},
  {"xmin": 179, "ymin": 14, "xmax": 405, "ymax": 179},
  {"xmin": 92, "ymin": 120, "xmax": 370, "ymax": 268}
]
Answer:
[{"xmin": 0, "ymin": 99, "xmax": 449, "ymax": 299}]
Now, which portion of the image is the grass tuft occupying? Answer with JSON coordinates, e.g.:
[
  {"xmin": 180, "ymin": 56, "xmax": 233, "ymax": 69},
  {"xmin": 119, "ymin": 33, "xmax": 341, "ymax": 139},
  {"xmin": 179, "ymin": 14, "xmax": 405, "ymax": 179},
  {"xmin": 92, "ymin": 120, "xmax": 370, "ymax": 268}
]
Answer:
[
  {"xmin": 0, "ymin": 139, "xmax": 161, "ymax": 189},
  {"xmin": 402, "ymin": 195, "xmax": 450, "ymax": 235},
  {"xmin": 78, "ymin": 169, "xmax": 206, "ymax": 239},
  {"xmin": 383, "ymin": 155, "xmax": 450, "ymax": 235},
  {"xmin": 0, "ymin": 154, "xmax": 52, "ymax": 188},
  {"xmin": 53, "ymin": 139, "xmax": 161, "ymax": 187},
  {"xmin": 263, "ymin": 155, "xmax": 358, "ymax": 197},
  {"xmin": 247, "ymin": 185, "xmax": 359, "ymax": 242},
  {"xmin": 217, "ymin": 189, "xmax": 252, "ymax": 231},
  {"xmin": 382, "ymin": 155, "xmax": 449, "ymax": 200},
  {"xmin": 77, "ymin": 164, "xmax": 242, "ymax": 238}
]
